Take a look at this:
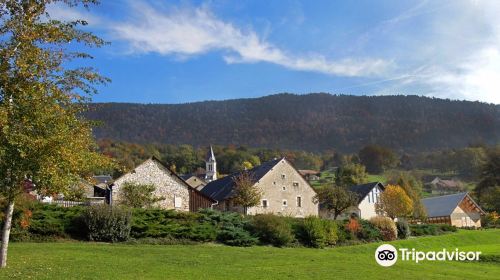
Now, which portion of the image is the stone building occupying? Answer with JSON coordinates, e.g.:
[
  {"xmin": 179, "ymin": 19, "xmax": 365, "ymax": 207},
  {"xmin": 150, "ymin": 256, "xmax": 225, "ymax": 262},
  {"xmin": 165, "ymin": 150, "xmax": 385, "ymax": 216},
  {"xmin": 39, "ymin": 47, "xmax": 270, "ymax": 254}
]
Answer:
[
  {"xmin": 111, "ymin": 157, "xmax": 215, "ymax": 212},
  {"xmin": 201, "ymin": 158, "xmax": 318, "ymax": 217}
]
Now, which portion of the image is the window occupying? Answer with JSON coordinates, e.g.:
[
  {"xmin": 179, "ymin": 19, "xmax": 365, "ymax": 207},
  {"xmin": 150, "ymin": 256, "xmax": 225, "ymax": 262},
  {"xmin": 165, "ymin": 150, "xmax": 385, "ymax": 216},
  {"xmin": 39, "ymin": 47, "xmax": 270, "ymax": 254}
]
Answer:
[
  {"xmin": 293, "ymin": 182, "xmax": 299, "ymax": 187},
  {"xmin": 368, "ymin": 192, "xmax": 371, "ymax": 203},
  {"xmin": 262, "ymin": 199, "xmax": 268, "ymax": 208},
  {"xmin": 281, "ymin": 174, "xmax": 286, "ymax": 179},
  {"xmin": 296, "ymin": 196, "xmax": 302, "ymax": 207},
  {"xmin": 282, "ymin": 186, "xmax": 286, "ymax": 191},
  {"xmin": 174, "ymin": 196, "xmax": 182, "ymax": 208},
  {"xmin": 282, "ymin": 200, "xmax": 288, "ymax": 207},
  {"xmin": 273, "ymin": 181, "xmax": 276, "ymax": 185}
]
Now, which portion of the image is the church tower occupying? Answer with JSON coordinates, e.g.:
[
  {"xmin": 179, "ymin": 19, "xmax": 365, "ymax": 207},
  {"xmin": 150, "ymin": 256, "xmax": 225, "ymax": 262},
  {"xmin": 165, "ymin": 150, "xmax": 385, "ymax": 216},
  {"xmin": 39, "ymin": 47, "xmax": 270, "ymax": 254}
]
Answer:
[{"xmin": 205, "ymin": 145, "xmax": 217, "ymax": 182}]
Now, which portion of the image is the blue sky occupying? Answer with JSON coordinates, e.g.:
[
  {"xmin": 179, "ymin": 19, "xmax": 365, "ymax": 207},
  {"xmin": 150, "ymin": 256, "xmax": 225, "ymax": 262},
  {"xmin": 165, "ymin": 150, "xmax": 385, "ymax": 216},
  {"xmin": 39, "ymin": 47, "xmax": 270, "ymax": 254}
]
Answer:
[{"xmin": 49, "ymin": 0, "xmax": 500, "ymax": 104}]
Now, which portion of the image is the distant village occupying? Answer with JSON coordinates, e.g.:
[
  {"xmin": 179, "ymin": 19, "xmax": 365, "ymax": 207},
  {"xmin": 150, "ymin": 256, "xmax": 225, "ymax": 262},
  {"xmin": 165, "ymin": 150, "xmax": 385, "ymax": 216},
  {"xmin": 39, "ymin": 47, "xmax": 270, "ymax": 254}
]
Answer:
[{"xmin": 37, "ymin": 146, "xmax": 485, "ymax": 228}]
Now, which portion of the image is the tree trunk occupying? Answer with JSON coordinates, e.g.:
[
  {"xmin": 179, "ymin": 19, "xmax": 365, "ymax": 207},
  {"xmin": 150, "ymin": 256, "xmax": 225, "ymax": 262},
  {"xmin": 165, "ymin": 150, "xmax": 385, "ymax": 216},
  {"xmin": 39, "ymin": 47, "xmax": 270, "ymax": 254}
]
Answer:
[{"xmin": 0, "ymin": 200, "xmax": 15, "ymax": 268}]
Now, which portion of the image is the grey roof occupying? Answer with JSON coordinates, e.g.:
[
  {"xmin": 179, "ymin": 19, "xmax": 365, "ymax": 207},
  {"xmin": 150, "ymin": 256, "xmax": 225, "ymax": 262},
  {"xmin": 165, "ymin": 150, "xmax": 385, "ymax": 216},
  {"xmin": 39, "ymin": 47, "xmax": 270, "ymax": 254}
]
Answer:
[
  {"xmin": 349, "ymin": 182, "xmax": 385, "ymax": 203},
  {"xmin": 200, "ymin": 158, "xmax": 283, "ymax": 201},
  {"xmin": 421, "ymin": 192, "xmax": 468, "ymax": 217}
]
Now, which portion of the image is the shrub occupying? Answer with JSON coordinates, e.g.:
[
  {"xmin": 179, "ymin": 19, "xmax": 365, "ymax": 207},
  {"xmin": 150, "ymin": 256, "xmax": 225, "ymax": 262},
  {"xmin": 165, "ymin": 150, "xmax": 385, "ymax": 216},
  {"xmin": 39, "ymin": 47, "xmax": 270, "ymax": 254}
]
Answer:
[
  {"xmin": 81, "ymin": 204, "xmax": 132, "ymax": 242},
  {"xmin": 357, "ymin": 219, "xmax": 381, "ymax": 241},
  {"xmin": 198, "ymin": 208, "xmax": 257, "ymax": 246},
  {"xmin": 369, "ymin": 217, "xmax": 397, "ymax": 241},
  {"xmin": 345, "ymin": 218, "xmax": 361, "ymax": 239},
  {"xmin": 437, "ymin": 224, "xmax": 458, "ymax": 233},
  {"xmin": 249, "ymin": 214, "xmax": 294, "ymax": 247},
  {"xmin": 298, "ymin": 216, "xmax": 338, "ymax": 248},
  {"xmin": 396, "ymin": 219, "xmax": 411, "ymax": 239},
  {"xmin": 481, "ymin": 212, "xmax": 499, "ymax": 228},
  {"xmin": 216, "ymin": 226, "xmax": 257, "ymax": 246},
  {"xmin": 322, "ymin": 219, "xmax": 339, "ymax": 246}
]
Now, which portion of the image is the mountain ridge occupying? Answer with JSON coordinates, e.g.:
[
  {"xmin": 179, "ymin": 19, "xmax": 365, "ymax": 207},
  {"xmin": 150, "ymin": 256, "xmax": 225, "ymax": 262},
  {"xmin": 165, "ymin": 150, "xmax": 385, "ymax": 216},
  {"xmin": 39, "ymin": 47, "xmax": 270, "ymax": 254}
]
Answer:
[{"xmin": 86, "ymin": 93, "xmax": 500, "ymax": 153}]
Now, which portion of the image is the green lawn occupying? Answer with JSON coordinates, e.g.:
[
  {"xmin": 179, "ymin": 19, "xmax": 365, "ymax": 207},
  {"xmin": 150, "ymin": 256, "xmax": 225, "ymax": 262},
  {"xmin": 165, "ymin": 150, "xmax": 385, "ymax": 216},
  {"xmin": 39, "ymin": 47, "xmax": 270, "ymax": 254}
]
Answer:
[{"xmin": 1, "ymin": 230, "xmax": 499, "ymax": 279}]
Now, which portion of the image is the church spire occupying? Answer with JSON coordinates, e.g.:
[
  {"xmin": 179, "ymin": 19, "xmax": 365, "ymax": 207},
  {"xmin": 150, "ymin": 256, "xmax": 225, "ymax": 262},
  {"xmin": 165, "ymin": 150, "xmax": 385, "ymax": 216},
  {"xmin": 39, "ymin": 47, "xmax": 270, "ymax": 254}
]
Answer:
[{"xmin": 205, "ymin": 145, "xmax": 217, "ymax": 182}]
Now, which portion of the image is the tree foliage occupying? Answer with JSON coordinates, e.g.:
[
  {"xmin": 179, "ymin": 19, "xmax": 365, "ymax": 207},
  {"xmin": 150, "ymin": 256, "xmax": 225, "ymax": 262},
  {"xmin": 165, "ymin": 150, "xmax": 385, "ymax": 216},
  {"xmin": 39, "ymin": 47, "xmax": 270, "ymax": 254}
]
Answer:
[
  {"xmin": 119, "ymin": 182, "xmax": 165, "ymax": 208},
  {"xmin": 358, "ymin": 145, "xmax": 398, "ymax": 174},
  {"xmin": 334, "ymin": 162, "xmax": 368, "ymax": 187},
  {"xmin": 387, "ymin": 172, "xmax": 426, "ymax": 219},
  {"xmin": 86, "ymin": 94, "xmax": 500, "ymax": 153},
  {"xmin": 231, "ymin": 172, "xmax": 262, "ymax": 214},
  {"xmin": 0, "ymin": 0, "xmax": 112, "ymax": 267},
  {"xmin": 475, "ymin": 147, "xmax": 500, "ymax": 212},
  {"xmin": 314, "ymin": 185, "xmax": 358, "ymax": 219},
  {"xmin": 376, "ymin": 184, "xmax": 413, "ymax": 219}
]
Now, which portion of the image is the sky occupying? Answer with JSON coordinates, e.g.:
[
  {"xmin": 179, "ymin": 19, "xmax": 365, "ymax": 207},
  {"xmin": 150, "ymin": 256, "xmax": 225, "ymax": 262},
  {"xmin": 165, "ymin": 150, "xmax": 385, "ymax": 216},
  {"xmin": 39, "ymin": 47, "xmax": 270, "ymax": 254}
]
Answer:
[{"xmin": 48, "ymin": 0, "xmax": 500, "ymax": 104}]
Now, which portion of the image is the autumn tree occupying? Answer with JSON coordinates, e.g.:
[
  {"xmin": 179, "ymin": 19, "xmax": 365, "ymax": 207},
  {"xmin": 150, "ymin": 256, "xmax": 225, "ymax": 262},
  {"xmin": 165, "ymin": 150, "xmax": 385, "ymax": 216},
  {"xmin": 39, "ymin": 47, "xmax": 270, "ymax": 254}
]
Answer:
[
  {"xmin": 0, "ymin": 0, "xmax": 113, "ymax": 267},
  {"xmin": 231, "ymin": 172, "xmax": 262, "ymax": 215},
  {"xmin": 314, "ymin": 185, "xmax": 359, "ymax": 219},
  {"xmin": 387, "ymin": 172, "xmax": 427, "ymax": 219},
  {"xmin": 120, "ymin": 182, "xmax": 165, "ymax": 208},
  {"xmin": 376, "ymin": 184, "xmax": 413, "ymax": 220}
]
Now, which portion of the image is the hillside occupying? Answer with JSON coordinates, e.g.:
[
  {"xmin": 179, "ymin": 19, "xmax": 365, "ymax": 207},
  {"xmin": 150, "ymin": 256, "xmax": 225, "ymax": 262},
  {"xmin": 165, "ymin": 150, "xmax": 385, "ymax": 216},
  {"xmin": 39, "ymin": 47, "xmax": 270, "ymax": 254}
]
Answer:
[{"xmin": 86, "ymin": 94, "xmax": 500, "ymax": 153}]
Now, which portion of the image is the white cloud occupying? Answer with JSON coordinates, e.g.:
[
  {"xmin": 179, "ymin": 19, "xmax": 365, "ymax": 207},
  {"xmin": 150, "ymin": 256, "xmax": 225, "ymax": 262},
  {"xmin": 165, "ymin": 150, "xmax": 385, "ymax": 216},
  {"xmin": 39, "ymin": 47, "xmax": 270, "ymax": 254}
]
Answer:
[
  {"xmin": 111, "ymin": 2, "xmax": 389, "ymax": 77},
  {"xmin": 366, "ymin": 0, "xmax": 500, "ymax": 104}
]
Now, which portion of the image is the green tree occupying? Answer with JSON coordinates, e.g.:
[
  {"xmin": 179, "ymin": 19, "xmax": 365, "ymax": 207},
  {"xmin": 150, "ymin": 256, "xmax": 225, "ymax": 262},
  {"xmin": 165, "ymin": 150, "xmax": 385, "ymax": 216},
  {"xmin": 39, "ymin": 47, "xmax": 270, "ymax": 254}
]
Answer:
[
  {"xmin": 334, "ymin": 163, "xmax": 368, "ymax": 187},
  {"xmin": 314, "ymin": 185, "xmax": 359, "ymax": 219},
  {"xmin": 119, "ymin": 182, "xmax": 165, "ymax": 208},
  {"xmin": 358, "ymin": 145, "xmax": 398, "ymax": 174},
  {"xmin": 0, "ymin": 0, "xmax": 113, "ymax": 267},
  {"xmin": 475, "ymin": 147, "xmax": 500, "ymax": 212},
  {"xmin": 231, "ymin": 172, "xmax": 262, "ymax": 215}
]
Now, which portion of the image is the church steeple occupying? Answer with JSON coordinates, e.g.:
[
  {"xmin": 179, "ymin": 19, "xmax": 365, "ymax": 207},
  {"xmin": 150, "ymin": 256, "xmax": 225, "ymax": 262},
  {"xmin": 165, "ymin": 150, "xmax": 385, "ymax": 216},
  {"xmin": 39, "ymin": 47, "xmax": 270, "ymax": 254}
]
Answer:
[{"xmin": 205, "ymin": 145, "xmax": 217, "ymax": 182}]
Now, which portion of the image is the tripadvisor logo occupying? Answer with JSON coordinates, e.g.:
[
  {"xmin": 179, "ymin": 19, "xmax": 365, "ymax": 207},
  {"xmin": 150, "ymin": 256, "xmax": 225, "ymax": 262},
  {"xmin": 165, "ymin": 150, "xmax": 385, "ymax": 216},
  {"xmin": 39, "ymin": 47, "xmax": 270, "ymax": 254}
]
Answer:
[{"xmin": 375, "ymin": 244, "xmax": 481, "ymax": 267}]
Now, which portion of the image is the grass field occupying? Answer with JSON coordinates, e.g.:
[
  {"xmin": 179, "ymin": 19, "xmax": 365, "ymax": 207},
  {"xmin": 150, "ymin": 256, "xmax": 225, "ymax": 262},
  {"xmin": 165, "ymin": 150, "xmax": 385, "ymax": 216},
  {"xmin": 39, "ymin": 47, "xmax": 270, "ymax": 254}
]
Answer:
[{"xmin": 1, "ymin": 230, "xmax": 499, "ymax": 279}]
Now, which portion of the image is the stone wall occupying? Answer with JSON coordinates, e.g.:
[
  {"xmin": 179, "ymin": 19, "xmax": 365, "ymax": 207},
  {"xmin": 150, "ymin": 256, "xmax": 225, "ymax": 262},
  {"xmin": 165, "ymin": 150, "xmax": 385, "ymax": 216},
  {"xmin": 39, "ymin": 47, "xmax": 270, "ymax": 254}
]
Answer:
[
  {"xmin": 245, "ymin": 159, "xmax": 318, "ymax": 217},
  {"xmin": 112, "ymin": 158, "xmax": 190, "ymax": 211}
]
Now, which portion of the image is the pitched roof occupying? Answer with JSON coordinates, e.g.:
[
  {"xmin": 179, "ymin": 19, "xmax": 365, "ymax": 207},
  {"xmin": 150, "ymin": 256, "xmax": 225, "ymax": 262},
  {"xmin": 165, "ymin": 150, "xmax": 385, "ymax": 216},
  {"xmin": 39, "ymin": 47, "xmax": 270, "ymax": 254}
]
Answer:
[
  {"xmin": 93, "ymin": 175, "xmax": 113, "ymax": 185},
  {"xmin": 421, "ymin": 192, "xmax": 484, "ymax": 217},
  {"xmin": 200, "ymin": 158, "xmax": 283, "ymax": 201},
  {"xmin": 113, "ymin": 156, "xmax": 216, "ymax": 203},
  {"xmin": 349, "ymin": 182, "xmax": 385, "ymax": 203},
  {"xmin": 206, "ymin": 146, "xmax": 216, "ymax": 162}
]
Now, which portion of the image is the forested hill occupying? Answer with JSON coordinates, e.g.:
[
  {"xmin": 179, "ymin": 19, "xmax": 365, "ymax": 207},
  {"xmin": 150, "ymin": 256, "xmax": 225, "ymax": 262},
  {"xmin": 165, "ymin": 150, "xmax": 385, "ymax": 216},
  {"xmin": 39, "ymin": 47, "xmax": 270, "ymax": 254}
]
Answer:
[{"xmin": 86, "ymin": 94, "xmax": 500, "ymax": 153}]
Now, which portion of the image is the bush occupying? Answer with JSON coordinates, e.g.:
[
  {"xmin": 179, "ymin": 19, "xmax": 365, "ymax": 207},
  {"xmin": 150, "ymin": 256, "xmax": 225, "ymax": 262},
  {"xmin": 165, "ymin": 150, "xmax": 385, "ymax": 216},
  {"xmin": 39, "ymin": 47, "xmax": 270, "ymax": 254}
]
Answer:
[
  {"xmin": 298, "ymin": 216, "xmax": 338, "ymax": 248},
  {"xmin": 81, "ymin": 204, "xmax": 132, "ymax": 242},
  {"xmin": 216, "ymin": 226, "xmax": 257, "ymax": 246},
  {"xmin": 198, "ymin": 208, "xmax": 257, "ymax": 246},
  {"xmin": 249, "ymin": 214, "xmax": 294, "ymax": 247},
  {"xmin": 481, "ymin": 212, "xmax": 499, "ymax": 228},
  {"xmin": 396, "ymin": 219, "xmax": 411, "ymax": 239},
  {"xmin": 409, "ymin": 224, "xmax": 456, "ymax": 236},
  {"xmin": 369, "ymin": 217, "xmax": 397, "ymax": 241},
  {"xmin": 357, "ymin": 219, "xmax": 382, "ymax": 242}
]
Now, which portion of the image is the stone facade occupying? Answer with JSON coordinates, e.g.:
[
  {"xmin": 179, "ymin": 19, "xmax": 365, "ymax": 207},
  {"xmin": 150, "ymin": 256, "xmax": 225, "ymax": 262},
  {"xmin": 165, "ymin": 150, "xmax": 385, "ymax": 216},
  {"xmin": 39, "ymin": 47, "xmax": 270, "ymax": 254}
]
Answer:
[
  {"xmin": 112, "ymin": 158, "xmax": 190, "ymax": 211},
  {"xmin": 220, "ymin": 159, "xmax": 318, "ymax": 217}
]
